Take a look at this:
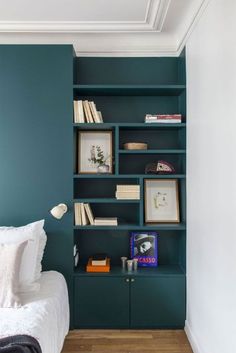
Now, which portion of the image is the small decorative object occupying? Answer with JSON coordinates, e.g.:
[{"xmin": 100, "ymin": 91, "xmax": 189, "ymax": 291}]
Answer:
[
  {"xmin": 78, "ymin": 131, "xmax": 113, "ymax": 174},
  {"xmin": 145, "ymin": 160, "xmax": 175, "ymax": 174},
  {"xmin": 133, "ymin": 258, "xmax": 138, "ymax": 271},
  {"xmin": 145, "ymin": 179, "xmax": 180, "ymax": 223},
  {"xmin": 123, "ymin": 142, "xmax": 148, "ymax": 150},
  {"xmin": 130, "ymin": 232, "xmax": 158, "ymax": 267},
  {"xmin": 127, "ymin": 259, "xmax": 133, "ymax": 272},
  {"xmin": 121, "ymin": 256, "xmax": 127, "ymax": 270}
]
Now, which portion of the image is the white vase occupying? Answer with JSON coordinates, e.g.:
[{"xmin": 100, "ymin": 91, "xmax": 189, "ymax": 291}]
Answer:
[{"xmin": 97, "ymin": 164, "xmax": 109, "ymax": 173}]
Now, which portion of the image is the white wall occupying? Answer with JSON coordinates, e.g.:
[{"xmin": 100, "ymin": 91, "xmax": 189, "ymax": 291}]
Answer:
[{"xmin": 186, "ymin": 1, "xmax": 236, "ymax": 353}]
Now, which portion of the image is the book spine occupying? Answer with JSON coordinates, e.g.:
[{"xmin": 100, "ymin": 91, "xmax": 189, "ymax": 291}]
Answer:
[
  {"xmin": 73, "ymin": 100, "xmax": 78, "ymax": 123},
  {"xmin": 78, "ymin": 100, "xmax": 85, "ymax": 123},
  {"xmin": 80, "ymin": 203, "xmax": 88, "ymax": 225}
]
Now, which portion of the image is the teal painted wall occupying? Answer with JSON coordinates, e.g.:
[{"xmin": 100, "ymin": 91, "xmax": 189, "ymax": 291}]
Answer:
[{"xmin": 0, "ymin": 45, "xmax": 74, "ymax": 316}]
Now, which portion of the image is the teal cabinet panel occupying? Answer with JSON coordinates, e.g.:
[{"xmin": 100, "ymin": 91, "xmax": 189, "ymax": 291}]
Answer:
[
  {"xmin": 130, "ymin": 277, "xmax": 186, "ymax": 328},
  {"xmin": 74, "ymin": 277, "xmax": 130, "ymax": 328}
]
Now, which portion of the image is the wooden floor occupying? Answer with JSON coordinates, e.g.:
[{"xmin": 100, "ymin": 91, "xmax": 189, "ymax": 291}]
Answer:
[{"xmin": 62, "ymin": 330, "xmax": 193, "ymax": 353}]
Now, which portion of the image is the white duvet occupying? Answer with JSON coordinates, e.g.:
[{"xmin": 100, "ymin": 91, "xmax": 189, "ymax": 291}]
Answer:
[{"xmin": 0, "ymin": 271, "xmax": 69, "ymax": 353}]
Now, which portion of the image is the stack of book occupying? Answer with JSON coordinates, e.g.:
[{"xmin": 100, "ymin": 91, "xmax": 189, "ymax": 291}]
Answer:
[
  {"xmin": 73, "ymin": 100, "xmax": 103, "ymax": 123},
  {"xmin": 94, "ymin": 217, "xmax": 118, "ymax": 226},
  {"xmin": 115, "ymin": 185, "xmax": 140, "ymax": 200},
  {"xmin": 145, "ymin": 114, "xmax": 182, "ymax": 123},
  {"xmin": 86, "ymin": 253, "xmax": 110, "ymax": 272},
  {"xmin": 74, "ymin": 203, "xmax": 94, "ymax": 226}
]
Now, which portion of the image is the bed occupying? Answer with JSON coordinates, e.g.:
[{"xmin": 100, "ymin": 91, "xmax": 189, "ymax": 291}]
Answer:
[{"xmin": 0, "ymin": 271, "xmax": 69, "ymax": 353}]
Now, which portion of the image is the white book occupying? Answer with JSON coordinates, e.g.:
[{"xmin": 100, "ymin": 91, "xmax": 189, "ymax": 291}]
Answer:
[
  {"xmin": 84, "ymin": 100, "xmax": 94, "ymax": 123},
  {"xmin": 116, "ymin": 185, "xmax": 140, "ymax": 192},
  {"xmin": 115, "ymin": 192, "xmax": 140, "ymax": 200},
  {"xmin": 84, "ymin": 203, "xmax": 94, "ymax": 225},
  {"xmin": 82, "ymin": 101, "xmax": 92, "ymax": 123},
  {"xmin": 73, "ymin": 100, "xmax": 79, "ymax": 123},
  {"xmin": 78, "ymin": 100, "xmax": 85, "ymax": 123},
  {"xmin": 97, "ymin": 111, "xmax": 103, "ymax": 123},
  {"xmin": 74, "ymin": 203, "xmax": 82, "ymax": 226},
  {"xmin": 94, "ymin": 217, "xmax": 118, "ymax": 226},
  {"xmin": 80, "ymin": 203, "xmax": 88, "ymax": 225},
  {"xmin": 91, "ymin": 257, "xmax": 107, "ymax": 266},
  {"xmin": 145, "ymin": 119, "xmax": 181, "ymax": 123},
  {"xmin": 89, "ymin": 101, "xmax": 101, "ymax": 123}
]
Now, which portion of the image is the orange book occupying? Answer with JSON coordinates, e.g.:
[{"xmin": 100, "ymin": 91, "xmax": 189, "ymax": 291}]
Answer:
[{"xmin": 86, "ymin": 258, "xmax": 110, "ymax": 272}]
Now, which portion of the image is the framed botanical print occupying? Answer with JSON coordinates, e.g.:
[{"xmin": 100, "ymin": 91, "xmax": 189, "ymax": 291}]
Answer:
[
  {"xmin": 144, "ymin": 179, "xmax": 180, "ymax": 223},
  {"xmin": 78, "ymin": 131, "xmax": 113, "ymax": 174}
]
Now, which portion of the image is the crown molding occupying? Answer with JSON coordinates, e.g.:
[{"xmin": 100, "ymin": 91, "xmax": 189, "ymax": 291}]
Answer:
[
  {"xmin": 0, "ymin": 0, "xmax": 211, "ymax": 57},
  {"xmin": 0, "ymin": 0, "xmax": 170, "ymax": 33}
]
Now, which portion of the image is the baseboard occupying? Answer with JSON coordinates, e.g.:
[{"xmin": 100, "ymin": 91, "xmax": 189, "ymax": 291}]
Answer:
[{"xmin": 185, "ymin": 320, "xmax": 207, "ymax": 353}]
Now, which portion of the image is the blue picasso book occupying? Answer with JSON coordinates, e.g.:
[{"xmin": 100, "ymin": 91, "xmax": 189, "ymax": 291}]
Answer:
[{"xmin": 130, "ymin": 231, "xmax": 158, "ymax": 267}]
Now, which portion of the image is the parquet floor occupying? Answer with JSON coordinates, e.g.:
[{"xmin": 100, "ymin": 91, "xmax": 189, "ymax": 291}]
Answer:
[{"xmin": 62, "ymin": 330, "xmax": 193, "ymax": 353}]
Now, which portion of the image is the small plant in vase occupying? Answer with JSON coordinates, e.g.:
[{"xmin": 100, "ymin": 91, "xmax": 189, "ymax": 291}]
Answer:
[{"xmin": 88, "ymin": 145, "xmax": 110, "ymax": 173}]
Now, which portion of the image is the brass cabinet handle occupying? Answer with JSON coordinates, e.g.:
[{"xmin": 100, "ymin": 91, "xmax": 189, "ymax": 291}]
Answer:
[
  {"xmin": 125, "ymin": 278, "xmax": 130, "ymax": 282},
  {"xmin": 131, "ymin": 278, "xmax": 135, "ymax": 282}
]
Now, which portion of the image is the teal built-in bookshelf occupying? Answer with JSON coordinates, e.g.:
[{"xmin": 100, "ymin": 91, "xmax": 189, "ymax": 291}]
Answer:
[
  {"xmin": 0, "ymin": 46, "xmax": 186, "ymax": 329},
  {"xmin": 73, "ymin": 56, "xmax": 186, "ymax": 328}
]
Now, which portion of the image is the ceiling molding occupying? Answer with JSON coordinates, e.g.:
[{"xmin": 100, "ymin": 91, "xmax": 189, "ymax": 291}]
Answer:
[
  {"xmin": 176, "ymin": 0, "xmax": 212, "ymax": 55},
  {"xmin": 0, "ymin": 0, "xmax": 211, "ymax": 57},
  {"xmin": 0, "ymin": 0, "xmax": 171, "ymax": 33},
  {"xmin": 147, "ymin": 0, "xmax": 171, "ymax": 31}
]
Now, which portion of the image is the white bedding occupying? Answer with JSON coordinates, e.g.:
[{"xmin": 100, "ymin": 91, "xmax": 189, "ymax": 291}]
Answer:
[{"xmin": 0, "ymin": 271, "xmax": 69, "ymax": 353}]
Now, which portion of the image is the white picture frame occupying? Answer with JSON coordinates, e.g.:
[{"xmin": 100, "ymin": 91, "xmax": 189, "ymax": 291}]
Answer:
[
  {"xmin": 78, "ymin": 131, "xmax": 113, "ymax": 174},
  {"xmin": 144, "ymin": 179, "xmax": 180, "ymax": 223}
]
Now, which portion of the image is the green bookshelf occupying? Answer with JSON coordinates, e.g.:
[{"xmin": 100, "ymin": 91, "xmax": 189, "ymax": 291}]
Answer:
[{"xmin": 73, "ymin": 56, "xmax": 186, "ymax": 329}]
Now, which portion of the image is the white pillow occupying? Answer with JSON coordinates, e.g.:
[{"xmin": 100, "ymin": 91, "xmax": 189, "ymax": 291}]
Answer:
[
  {"xmin": 0, "ymin": 240, "xmax": 27, "ymax": 308},
  {"xmin": 0, "ymin": 220, "xmax": 44, "ymax": 292},
  {"xmin": 35, "ymin": 229, "xmax": 47, "ymax": 280}
]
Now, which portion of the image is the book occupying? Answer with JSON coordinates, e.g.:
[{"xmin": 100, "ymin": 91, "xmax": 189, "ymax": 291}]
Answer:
[
  {"xmin": 84, "ymin": 203, "xmax": 94, "ymax": 225},
  {"xmin": 116, "ymin": 185, "xmax": 140, "ymax": 192},
  {"xmin": 74, "ymin": 203, "xmax": 82, "ymax": 226},
  {"xmin": 80, "ymin": 203, "xmax": 88, "ymax": 225},
  {"xmin": 86, "ymin": 258, "xmax": 110, "ymax": 272},
  {"xmin": 115, "ymin": 192, "xmax": 140, "ymax": 200},
  {"xmin": 77, "ymin": 100, "xmax": 85, "ymax": 123},
  {"xmin": 73, "ymin": 100, "xmax": 79, "ymax": 123},
  {"xmin": 97, "ymin": 111, "xmax": 103, "ymax": 123},
  {"xmin": 145, "ymin": 114, "xmax": 182, "ymax": 124},
  {"xmin": 91, "ymin": 253, "xmax": 108, "ymax": 266},
  {"xmin": 89, "ymin": 101, "xmax": 101, "ymax": 123},
  {"xmin": 145, "ymin": 114, "xmax": 182, "ymax": 119},
  {"xmin": 83, "ymin": 100, "xmax": 94, "ymax": 123},
  {"xmin": 130, "ymin": 232, "xmax": 158, "ymax": 267},
  {"xmin": 94, "ymin": 217, "xmax": 118, "ymax": 226},
  {"xmin": 146, "ymin": 119, "xmax": 182, "ymax": 123}
]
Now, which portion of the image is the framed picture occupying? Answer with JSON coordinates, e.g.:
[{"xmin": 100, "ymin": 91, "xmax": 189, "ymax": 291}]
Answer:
[
  {"xmin": 130, "ymin": 231, "xmax": 158, "ymax": 267},
  {"xmin": 144, "ymin": 179, "xmax": 180, "ymax": 223},
  {"xmin": 78, "ymin": 131, "xmax": 113, "ymax": 174}
]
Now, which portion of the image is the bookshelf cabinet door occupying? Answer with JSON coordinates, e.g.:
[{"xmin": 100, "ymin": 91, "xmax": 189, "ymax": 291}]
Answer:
[
  {"xmin": 130, "ymin": 276, "xmax": 186, "ymax": 328},
  {"xmin": 74, "ymin": 277, "xmax": 130, "ymax": 328}
]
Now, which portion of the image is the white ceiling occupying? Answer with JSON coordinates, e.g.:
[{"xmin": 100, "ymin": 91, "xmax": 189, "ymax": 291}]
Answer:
[{"xmin": 0, "ymin": 0, "xmax": 211, "ymax": 56}]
